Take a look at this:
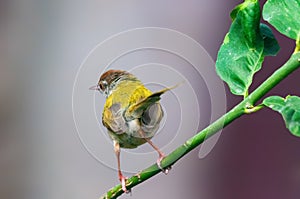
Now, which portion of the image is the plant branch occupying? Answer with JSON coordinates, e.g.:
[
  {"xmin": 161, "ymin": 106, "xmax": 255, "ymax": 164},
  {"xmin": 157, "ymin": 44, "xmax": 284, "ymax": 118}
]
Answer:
[
  {"xmin": 246, "ymin": 52, "xmax": 300, "ymax": 105},
  {"xmin": 100, "ymin": 52, "xmax": 300, "ymax": 199}
]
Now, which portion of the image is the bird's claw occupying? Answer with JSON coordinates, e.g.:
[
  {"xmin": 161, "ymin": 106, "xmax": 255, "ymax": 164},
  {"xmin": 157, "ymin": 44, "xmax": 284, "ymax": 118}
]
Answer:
[
  {"xmin": 119, "ymin": 176, "xmax": 131, "ymax": 193},
  {"xmin": 156, "ymin": 155, "xmax": 172, "ymax": 175}
]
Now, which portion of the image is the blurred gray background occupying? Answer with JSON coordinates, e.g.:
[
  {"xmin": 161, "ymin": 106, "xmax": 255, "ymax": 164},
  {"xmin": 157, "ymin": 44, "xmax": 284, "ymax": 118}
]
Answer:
[{"xmin": 1, "ymin": 0, "xmax": 300, "ymax": 199}]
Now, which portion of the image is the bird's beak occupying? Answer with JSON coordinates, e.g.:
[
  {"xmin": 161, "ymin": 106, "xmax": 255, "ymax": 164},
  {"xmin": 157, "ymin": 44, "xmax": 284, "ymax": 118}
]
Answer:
[{"xmin": 89, "ymin": 85, "xmax": 100, "ymax": 91}]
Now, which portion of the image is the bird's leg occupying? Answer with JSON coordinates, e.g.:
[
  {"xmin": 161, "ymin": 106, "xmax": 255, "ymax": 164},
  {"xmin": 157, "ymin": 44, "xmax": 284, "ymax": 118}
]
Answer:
[
  {"xmin": 138, "ymin": 130, "xmax": 171, "ymax": 174},
  {"xmin": 113, "ymin": 141, "xmax": 130, "ymax": 193},
  {"xmin": 145, "ymin": 138, "xmax": 171, "ymax": 174}
]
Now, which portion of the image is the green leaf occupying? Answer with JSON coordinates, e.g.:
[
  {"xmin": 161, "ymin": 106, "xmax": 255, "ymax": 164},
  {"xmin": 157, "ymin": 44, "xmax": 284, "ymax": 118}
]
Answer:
[
  {"xmin": 263, "ymin": 0, "xmax": 300, "ymax": 40},
  {"xmin": 216, "ymin": 0, "xmax": 264, "ymax": 96},
  {"xmin": 260, "ymin": 23, "xmax": 280, "ymax": 56},
  {"xmin": 263, "ymin": 95, "xmax": 300, "ymax": 137}
]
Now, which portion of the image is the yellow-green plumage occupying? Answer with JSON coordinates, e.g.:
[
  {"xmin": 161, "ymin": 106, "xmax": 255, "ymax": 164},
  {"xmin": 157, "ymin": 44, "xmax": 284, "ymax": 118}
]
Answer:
[
  {"xmin": 103, "ymin": 80, "xmax": 152, "ymax": 111},
  {"xmin": 102, "ymin": 80, "xmax": 153, "ymax": 148},
  {"xmin": 102, "ymin": 78, "xmax": 168, "ymax": 148}
]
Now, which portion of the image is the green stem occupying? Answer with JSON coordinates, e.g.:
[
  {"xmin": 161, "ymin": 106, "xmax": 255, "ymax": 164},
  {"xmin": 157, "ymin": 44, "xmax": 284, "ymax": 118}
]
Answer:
[
  {"xmin": 246, "ymin": 52, "xmax": 300, "ymax": 105},
  {"xmin": 100, "ymin": 52, "xmax": 300, "ymax": 199}
]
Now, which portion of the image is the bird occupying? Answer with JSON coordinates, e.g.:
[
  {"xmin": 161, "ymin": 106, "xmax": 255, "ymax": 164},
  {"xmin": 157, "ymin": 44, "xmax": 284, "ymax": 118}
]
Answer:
[{"xmin": 90, "ymin": 69, "xmax": 175, "ymax": 192}]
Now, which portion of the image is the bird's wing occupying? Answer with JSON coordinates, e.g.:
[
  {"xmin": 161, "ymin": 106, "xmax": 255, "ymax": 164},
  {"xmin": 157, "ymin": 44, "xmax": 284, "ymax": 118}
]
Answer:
[
  {"xmin": 125, "ymin": 87, "xmax": 171, "ymax": 120},
  {"xmin": 140, "ymin": 103, "xmax": 163, "ymax": 137},
  {"xmin": 102, "ymin": 102, "xmax": 127, "ymax": 134}
]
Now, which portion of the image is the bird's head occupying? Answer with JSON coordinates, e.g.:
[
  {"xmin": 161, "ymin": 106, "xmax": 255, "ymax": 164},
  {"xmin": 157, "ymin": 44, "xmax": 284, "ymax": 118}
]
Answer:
[{"xmin": 89, "ymin": 69, "xmax": 137, "ymax": 97}]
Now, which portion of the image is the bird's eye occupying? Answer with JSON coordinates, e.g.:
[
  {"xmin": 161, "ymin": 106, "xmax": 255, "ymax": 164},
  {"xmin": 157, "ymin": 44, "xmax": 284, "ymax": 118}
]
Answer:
[
  {"xmin": 99, "ymin": 83, "xmax": 104, "ymax": 90},
  {"xmin": 99, "ymin": 81, "xmax": 107, "ymax": 91}
]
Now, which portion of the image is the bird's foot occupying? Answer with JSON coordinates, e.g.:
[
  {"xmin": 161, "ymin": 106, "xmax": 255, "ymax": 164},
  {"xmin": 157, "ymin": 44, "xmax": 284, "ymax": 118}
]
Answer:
[
  {"xmin": 119, "ymin": 175, "xmax": 130, "ymax": 193},
  {"xmin": 156, "ymin": 154, "xmax": 172, "ymax": 175}
]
